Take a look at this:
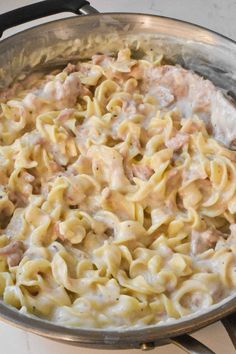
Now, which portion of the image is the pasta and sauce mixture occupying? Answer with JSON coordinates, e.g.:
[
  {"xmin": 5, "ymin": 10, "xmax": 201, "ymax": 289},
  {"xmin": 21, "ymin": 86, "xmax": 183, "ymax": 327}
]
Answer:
[{"xmin": 0, "ymin": 48, "xmax": 236, "ymax": 328}]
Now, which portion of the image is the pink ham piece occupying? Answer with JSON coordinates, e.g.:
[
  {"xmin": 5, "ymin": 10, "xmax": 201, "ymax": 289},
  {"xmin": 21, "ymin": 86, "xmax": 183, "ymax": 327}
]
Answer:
[
  {"xmin": 92, "ymin": 54, "xmax": 109, "ymax": 65},
  {"xmin": 53, "ymin": 222, "xmax": 65, "ymax": 242},
  {"xmin": 63, "ymin": 63, "xmax": 77, "ymax": 74},
  {"xmin": 56, "ymin": 108, "xmax": 75, "ymax": 123},
  {"xmin": 42, "ymin": 73, "xmax": 91, "ymax": 108},
  {"xmin": 142, "ymin": 65, "xmax": 236, "ymax": 147},
  {"xmin": 165, "ymin": 133, "xmax": 189, "ymax": 150},
  {"xmin": 23, "ymin": 73, "xmax": 91, "ymax": 114},
  {"xmin": 191, "ymin": 229, "xmax": 224, "ymax": 255},
  {"xmin": 132, "ymin": 164, "xmax": 154, "ymax": 180},
  {"xmin": 0, "ymin": 240, "xmax": 25, "ymax": 267}
]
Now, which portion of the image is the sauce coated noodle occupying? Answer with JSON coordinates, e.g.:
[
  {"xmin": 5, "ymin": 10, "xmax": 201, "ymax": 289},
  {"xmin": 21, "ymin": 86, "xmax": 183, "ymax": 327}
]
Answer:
[{"xmin": 0, "ymin": 48, "xmax": 236, "ymax": 328}]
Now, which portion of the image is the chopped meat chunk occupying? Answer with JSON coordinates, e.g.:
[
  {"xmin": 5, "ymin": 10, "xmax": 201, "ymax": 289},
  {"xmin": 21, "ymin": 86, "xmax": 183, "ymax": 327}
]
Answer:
[
  {"xmin": 53, "ymin": 222, "xmax": 65, "ymax": 242},
  {"xmin": 20, "ymin": 171, "xmax": 35, "ymax": 198},
  {"xmin": 166, "ymin": 133, "xmax": 189, "ymax": 150},
  {"xmin": 22, "ymin": 171, "xmax": 34, "ymax": 184},
  {"xmin": 41, "ymin": 73, "xmax": 91, "ymax": 109},
  {"xmin": 154, "ymin": 86, "xmax": 175, "ymax": 107},
  {"xmin": 191, "ymin": 229, "xmax": 225, "ymax": 255},
  {"xmin": 181, "ymin": 119, "xmax": 205, "ymax": 134},
  {"xmin": 0, "ymin": 82, "xmax": 22, "ymax": 100},
  {"xmin": 181, "ymin": 291, "xmax": 203, "ymax": 309},
  {"xmin": 21, "ymin": 131, "xmax": 45, "ymax": 147},
  {"xmin": 56, "ymin": 108, "xmax": 75, "ymax": 123},
  {"xmin": 142, "ymin": 65, "xmax": 236, "ymax": 147},
  {"xmin": 92, "ymin": 54, "xmax": 111, "ymax": 65},
  {"xmin": 0, "ymin": 240, "xmax": 25, "ymax": 267},
  {"xmin": 132, "ymin": 164, "xmax": 154, "ymax": 180},
  {"xmin": 226, "ymin": 224, "xmax": 236, "ymax": 244},
  {"xmin": 122, "ymin": 100, "xmax": 138, "ymax": 116},
  {"xmin": 63, "ymin": 63, "xmax": 76, "ymax": 74}
]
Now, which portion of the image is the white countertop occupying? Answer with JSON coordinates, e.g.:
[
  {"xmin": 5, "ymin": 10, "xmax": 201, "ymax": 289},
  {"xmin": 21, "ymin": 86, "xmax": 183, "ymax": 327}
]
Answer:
[{"xmin": 0, "ymin": 1, "xmax": 235, "ymax": 354}]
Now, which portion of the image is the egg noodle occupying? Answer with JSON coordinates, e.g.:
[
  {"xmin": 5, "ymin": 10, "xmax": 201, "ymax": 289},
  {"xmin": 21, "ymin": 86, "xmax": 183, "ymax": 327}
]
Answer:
[{"xmin": 0, "ymin": 48, "xmax": 235, "ymax": 328}]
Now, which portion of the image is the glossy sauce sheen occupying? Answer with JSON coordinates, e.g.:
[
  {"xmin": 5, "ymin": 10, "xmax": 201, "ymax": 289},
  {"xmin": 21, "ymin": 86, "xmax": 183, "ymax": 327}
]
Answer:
[{"xmin": 0, "ymin": 48, "xmax": 236, "ymax": 328}]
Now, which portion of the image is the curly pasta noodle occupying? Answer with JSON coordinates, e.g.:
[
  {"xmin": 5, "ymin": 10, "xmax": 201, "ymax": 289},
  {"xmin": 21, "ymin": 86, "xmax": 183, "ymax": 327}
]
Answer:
[{"xmin": 0, "ymin": 48, "xmax": 236, "ymax": 328}]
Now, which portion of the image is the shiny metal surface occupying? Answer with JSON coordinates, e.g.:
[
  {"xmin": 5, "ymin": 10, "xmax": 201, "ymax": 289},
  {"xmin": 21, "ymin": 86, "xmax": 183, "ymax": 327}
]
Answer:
[
  {"xmin": 140, "ymin": 342, "xmax": 155, "ymax": 351},
  {"xmin": 1, "ymin": 293, "xmax": 236, "ymax": 349},
  {"xmin": 0, "ymin": 11, "xmax": 236, "ymax": 352},
  {"xmin": 0, "ymin": 13, "xmax": 236, "ymax": 93},
  {"xmin": 172, "ymin": 335, "xmax": 215, "ymax": 354},
  {"xmin": 79, "ymin": 4, "xmax": 99, "ymax": 14}
]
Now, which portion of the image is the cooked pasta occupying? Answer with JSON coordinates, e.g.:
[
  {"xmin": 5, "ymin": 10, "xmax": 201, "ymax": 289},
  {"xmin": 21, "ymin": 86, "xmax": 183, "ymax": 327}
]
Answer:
[{"xmin": 0, "ymin": 48, "xmax": 236, "ymax": 328}]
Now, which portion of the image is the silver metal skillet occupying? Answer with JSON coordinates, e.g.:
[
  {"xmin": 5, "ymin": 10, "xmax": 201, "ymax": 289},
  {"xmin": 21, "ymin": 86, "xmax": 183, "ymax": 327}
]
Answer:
[{"xmin": 0, "ymin": 1, "xmax": 235, "ymax": 353}]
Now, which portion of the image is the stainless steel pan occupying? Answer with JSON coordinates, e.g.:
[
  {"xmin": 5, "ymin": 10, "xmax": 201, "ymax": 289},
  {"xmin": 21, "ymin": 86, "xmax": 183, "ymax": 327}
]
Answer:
[{"xmin": 0, "ymin": 1, "xmax": 235, "ymax": 353}]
